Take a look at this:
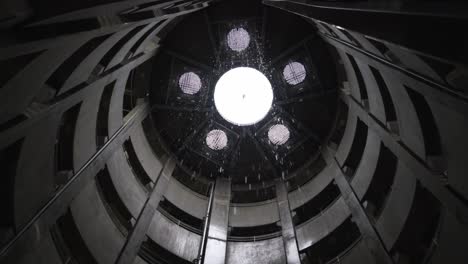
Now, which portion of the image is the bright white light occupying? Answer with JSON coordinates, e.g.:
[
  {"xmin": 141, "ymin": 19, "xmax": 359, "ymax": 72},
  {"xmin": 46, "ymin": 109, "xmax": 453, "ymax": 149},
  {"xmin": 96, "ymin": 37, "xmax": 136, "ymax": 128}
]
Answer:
[
  {"xmin": 268, "ymin": 124, "xmax": 290, "ymax": 145},
  {"xmin": 227, "ymin": 28, "xmax": 250, "ymax": 52},
  {"xmin": 206, "ymin": 130, "xmax": 228, "ymax": 150},
  {"xmin": 214, "ymin": 67, "xmax": 273, "ymax": 126}
]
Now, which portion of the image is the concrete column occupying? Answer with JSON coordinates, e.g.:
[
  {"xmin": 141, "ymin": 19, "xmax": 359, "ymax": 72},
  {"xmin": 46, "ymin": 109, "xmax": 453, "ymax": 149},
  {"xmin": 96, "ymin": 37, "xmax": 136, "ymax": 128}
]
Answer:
[
  {"xmin": 276, "ymin": 179, "xmax": 301, "ymax": 264},
  {"xmin": 197, "ymin": 183, "xmax": 215, "ymax": 263},
  {"xmin": 115, "ymin": 157, "xmax": 175, "ymax": 264},
  {"xmin": 0, "ymin": 102, "xmax": 150, "ymax": 261},
  {"xmin": 323, "ymin": 148, "xmax": 394, "ymax": 264},
  {"xmin": 203, "ymin": 177, "xmax": 231, "ymax": 264}
]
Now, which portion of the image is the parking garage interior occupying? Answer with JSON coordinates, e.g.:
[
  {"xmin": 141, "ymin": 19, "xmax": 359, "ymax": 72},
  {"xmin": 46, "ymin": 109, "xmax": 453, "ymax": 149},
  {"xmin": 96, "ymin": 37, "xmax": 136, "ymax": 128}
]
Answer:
[{"xmin": 1, "ymin": 0, "xmax": 468, "ymax": 263}]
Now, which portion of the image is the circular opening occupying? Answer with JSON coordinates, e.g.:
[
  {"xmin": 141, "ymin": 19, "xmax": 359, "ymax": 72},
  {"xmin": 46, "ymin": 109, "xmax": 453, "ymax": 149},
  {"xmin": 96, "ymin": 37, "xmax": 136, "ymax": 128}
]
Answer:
[
  {"xmin": 268, "ymin": 124, "xmax": 290, "ymax": 145},
  {"xmin": 179, "ymin": 72, "xmax": 201, "ymax": 95},
  {"xmin": 227, "ymin": 28, "xmax": 250, "ymax": 52},
  {"xmin": 206, "ymin": 130, "xmax": 228, "ymax": 150},
  {"xmin": 283, "ymin": 62, "xmax": 306, "ymax": 85},
  {"xmin": 214, "ymin": 67, "xmax": 273, "ymax": 126}
]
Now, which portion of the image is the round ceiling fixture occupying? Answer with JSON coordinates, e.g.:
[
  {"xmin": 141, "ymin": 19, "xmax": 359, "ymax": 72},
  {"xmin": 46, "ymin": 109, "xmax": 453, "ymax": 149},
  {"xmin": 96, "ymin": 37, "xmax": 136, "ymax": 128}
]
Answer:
[
  {"xmin": 283, "ymin": 62, "xmax": 306, "ymax": 85},
  {"xmin": 268, "ymin": 124, "xmax": 290, "ymax": 145},
  {"xmin": 214, "ymin": 67, "xmax": 273, "ymax": 126},
  {"xmin": 206, "ymin": 130, "xmax": 228, "ymax": 150},
  {"xmin": 227, "ymin": 28, "xmax": 250, "ymax": 52},
  {"xmin": 179, "ymin": 72, "xmax": 201, "ymax": 95}
]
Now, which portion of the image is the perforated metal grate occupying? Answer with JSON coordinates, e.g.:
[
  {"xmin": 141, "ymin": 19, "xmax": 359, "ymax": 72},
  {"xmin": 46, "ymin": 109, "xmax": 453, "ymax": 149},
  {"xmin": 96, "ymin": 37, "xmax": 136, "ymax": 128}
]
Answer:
[
  {"xmin": 268, "ymin": 124, "xmax": 290, "ymax": 145},
  {"xmin": 283, "ymin": 62, "xmax": 306, "ymax": 85},
  {"xmin": 206, "ymin": 129, "xmax": 228, "ymax": 150},
  {"xmin": 179, "ymin": 72, "xmax": 201, "ymax": 95},
  {"xmin": 227, "ymin": 28, "xmax": 250, "ymax": 52}
]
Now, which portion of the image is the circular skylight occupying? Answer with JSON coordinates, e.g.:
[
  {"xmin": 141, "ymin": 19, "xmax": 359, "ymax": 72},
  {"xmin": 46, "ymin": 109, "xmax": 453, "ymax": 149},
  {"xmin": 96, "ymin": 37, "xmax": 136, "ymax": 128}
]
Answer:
[
  {"xmin": 283, "ymin": 62, "xmax": 306, "ymax": 85},
  {"xmin": 206, "ymin": 130, "xmax": 228, "ymax": 150},
  {"xmin": 227, "ymin": 28, "xmax": 250, "ymax": 52},
  {"xmin": 179, "ymin": 72, "xmax": 201, "ymax": 95},
  {"xmin": 268, "ymin": 124, "xmax": 290, "ymax": 145},
  {"xmin": 214, "ymin": 67, "xmax": 273, "ymax": 126}
]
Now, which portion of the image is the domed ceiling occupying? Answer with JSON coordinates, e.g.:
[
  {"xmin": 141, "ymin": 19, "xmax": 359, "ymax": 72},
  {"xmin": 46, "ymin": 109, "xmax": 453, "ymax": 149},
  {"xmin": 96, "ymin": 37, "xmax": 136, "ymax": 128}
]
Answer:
[{"xmin": 134, "ymin": 0, "xmax": 340, "ymax": 201}]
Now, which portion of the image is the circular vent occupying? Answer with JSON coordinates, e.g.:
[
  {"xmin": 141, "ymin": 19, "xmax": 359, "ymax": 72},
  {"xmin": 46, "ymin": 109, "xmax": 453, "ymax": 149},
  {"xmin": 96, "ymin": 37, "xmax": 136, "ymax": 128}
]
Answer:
[
  {"xmin": 227, "ymin": 28, "xmax": 250, "ymax": 52},
  {"xmin": 206, "ymin": 130, "xmax": 228, "ymax": 150},
  {"xmin": 268, "ymin": 124, "xmax": 290, "ymax": 145},
  {"xmin": 179, "ymin": 72, "xmax": 201, "ymax": 95},
  {"xmin": 283, "ymin": 62, "xmax": 306, "ymax": 85}
]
